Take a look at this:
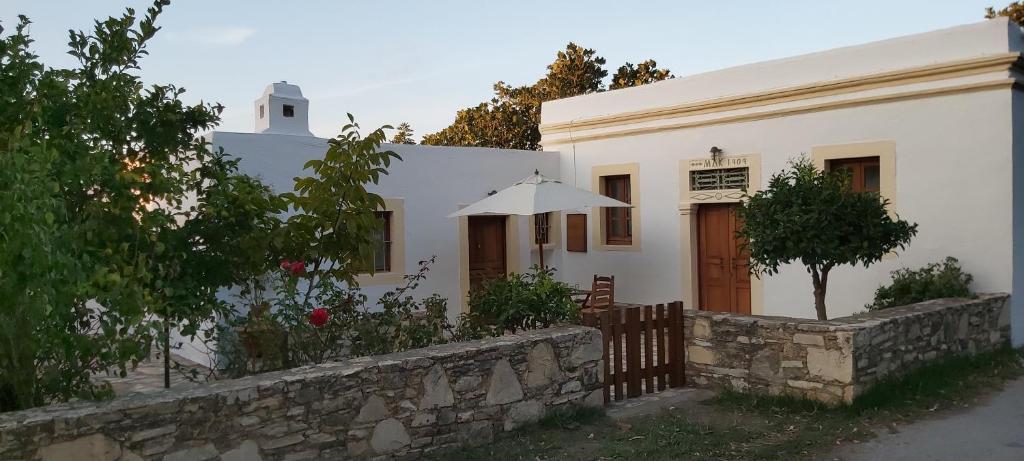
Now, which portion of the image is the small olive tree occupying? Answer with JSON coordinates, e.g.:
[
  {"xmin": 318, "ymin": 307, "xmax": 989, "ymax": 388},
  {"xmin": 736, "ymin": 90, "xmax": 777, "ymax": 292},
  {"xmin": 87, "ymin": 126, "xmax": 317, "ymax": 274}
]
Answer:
[{"xmin": 736, "ymin": 157, "xmax": 917, "ymax": 320}]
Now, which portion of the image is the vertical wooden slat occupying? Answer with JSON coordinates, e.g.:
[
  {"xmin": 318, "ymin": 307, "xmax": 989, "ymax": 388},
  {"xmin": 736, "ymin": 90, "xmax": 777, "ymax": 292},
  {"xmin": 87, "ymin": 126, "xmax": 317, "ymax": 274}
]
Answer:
[
  {"xmin": 599, "ymin": 309, "xmax": 612, "ymax": 404},
  {"xmin": 679, "ymin": 301, "xmax": 686, "ymax": 386},
  {"xmin": 656, "ymin": 303, "xmax": 667, "ymax": 390},
  {"xmin": 625, "ymin": 306, "xmax": 642, "ymax": 398},
  {"xmin": 643, "ymin": 305, "xmax": 654, "ymax": 393},
  {"xmin": 611, "ymin": 307, "xmax": 625, "ymax": 400},
  {"xmin": 667, "ymin": 302, "xmax": 680, "ymax": 387},
  {"xmin": 668, "ymin": 302, "xmax": 686, "ymax": 387}
]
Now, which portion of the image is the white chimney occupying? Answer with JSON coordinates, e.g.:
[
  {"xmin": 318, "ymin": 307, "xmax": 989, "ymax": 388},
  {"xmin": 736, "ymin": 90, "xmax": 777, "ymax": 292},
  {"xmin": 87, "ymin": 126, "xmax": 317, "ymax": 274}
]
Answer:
[{"xmin": 254, "ymin": 81, "xmax": 314, "ymax": 136}]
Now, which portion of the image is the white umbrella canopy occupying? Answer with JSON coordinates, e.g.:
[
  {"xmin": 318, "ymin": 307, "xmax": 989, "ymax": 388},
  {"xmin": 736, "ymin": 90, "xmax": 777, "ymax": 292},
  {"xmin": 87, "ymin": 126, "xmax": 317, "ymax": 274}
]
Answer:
[
  {"xmin": 449, "ymin": 170, "xmax": 631, "ymax": 268},
  {"xmin": 448, "ymin": 170, "xmax": 631, "ymax": 218}
]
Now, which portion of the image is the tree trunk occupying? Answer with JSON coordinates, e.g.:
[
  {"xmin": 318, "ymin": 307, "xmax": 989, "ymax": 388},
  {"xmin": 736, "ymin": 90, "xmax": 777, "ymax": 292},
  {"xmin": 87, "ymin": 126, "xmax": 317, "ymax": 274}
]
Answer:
[
  {"xmin": 810, "ymin": 266, "xmax": 829, "ymax": 321},
  {"xmin": 163, "ymin": 315, "xmax": 170, "ymax": 389}
]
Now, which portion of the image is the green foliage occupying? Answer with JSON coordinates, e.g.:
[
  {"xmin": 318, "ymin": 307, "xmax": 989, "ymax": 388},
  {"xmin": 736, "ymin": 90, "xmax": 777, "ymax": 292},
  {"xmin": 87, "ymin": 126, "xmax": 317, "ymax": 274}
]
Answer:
[
  {"xmin": 464, "ymin": 266, "xmax": 579, "ymax": 334},
  {"xmin": 0, "ymin": 2, "xmax": 284, "ymax": 410},
  {"xmin": 610, "ymin": 59, "xmax": 673, "ymax": 90},
  {"xmin": 348, "ymin": 257, "xmax": 455, "ymax": 356},
  {"xmin": 211, "ymin": 258, "xmax": 456, "ymax": 377},
  {"xmin": 390, "ymin": 122, "xmax": 416, "ymax": 144},
  {"xmin": 737, "ymin": 157, "xmax": 917, "ymax": 320},
  {"xmin": 867, "ymin": 257, "xmax": 974, "ymax": 310},
  {"xmin": 422, "ymin": 43, "xmax": 670, "ymax": 150},
  {"xmin": 281, "ymin": 114, "xmax": 400, "ymax": 292},
  {"xmin": 986, "ymin": 2, "xmax": 1024, "ymax": 23}
]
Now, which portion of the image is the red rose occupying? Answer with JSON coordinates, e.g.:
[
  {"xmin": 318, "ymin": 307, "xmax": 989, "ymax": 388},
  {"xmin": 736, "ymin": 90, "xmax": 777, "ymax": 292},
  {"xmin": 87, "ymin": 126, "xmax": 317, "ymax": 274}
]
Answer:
[
  {"xmin": 289, "ymin": 261, "xmax": 306, "ymax": 275},
  {"xmin": 309, "ymin": 307, "xmax": 329, "ymax": 327},
  {"xmin": 279, "ymin": 259, "xmax": 292, "ymax": 270}
]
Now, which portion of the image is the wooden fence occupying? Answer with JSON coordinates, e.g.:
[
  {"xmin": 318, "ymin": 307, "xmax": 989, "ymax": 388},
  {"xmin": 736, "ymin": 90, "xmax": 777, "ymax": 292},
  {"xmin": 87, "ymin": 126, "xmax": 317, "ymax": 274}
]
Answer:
[{"xmin": 581, "ymin": 301, "xmax": 686, "ymax": 403}]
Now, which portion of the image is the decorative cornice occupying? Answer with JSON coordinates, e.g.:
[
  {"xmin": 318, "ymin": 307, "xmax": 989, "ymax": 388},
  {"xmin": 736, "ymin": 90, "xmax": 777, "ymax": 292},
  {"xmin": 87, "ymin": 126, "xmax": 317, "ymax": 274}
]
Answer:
[
  {"xmin": 543, "ymin": 78, "xmax": 1017, "ymax": 145},
  {"xmin": 541, "ymin": 52, "xmax": 1022, "ymax": 142}
]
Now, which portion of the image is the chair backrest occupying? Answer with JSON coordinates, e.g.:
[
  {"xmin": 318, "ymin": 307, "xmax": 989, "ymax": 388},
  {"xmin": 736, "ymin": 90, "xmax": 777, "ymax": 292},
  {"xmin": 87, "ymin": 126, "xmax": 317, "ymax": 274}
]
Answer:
[{"xmin": 590, "ymin": 275, "xmax": 615, "ymax": 310}]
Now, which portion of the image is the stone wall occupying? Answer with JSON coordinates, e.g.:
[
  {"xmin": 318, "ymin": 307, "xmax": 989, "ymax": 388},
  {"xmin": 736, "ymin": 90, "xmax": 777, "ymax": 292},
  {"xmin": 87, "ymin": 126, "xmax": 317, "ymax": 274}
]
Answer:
[
  {"xmin": 0, "ymin": 326, "xmax": 603, "ymax": 460},
  {"xmin": 682, "ymin": 293, "xmax": 1011, "ymax": 405}
]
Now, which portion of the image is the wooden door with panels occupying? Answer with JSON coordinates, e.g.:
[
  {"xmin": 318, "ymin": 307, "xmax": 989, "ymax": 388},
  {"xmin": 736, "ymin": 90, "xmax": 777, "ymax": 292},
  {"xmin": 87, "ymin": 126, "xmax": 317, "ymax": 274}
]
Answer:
[
  {"xmin": 697, "ymin": 203, "xmax": 751, "ymax": 314},
  {"xmin": 468, "ymin": 216, "xmax": 507, "ymax": 292}
]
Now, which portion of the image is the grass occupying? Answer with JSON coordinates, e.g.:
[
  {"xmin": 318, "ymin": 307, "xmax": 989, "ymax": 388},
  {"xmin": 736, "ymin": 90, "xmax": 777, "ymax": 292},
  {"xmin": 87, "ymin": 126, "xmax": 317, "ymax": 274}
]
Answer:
[{"xmin": 432, "ymin": 347, "xmax": 1024, "ymax": 461}]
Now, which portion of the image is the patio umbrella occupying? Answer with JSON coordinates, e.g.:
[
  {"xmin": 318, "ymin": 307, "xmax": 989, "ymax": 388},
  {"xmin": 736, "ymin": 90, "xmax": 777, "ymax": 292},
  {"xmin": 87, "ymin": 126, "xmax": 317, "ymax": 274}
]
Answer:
[{"xmin": 449, "ymin": 170, "xmax": 632, "ymax": 268}]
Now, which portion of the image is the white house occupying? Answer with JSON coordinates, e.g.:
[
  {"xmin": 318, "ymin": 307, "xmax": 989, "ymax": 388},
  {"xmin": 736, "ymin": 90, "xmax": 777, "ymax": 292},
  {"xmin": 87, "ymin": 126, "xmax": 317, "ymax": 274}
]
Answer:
[
  {"xmin": 207, "ymin": 18, "xmax": 1024, "ymax": 351},
  {"xmin": 208, "ymin": 82, "xmax": 558, "ymax": 317}
]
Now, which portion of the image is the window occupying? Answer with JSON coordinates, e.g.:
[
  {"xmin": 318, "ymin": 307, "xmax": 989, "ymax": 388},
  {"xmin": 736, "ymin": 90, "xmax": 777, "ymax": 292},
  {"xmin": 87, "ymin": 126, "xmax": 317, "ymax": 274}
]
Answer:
[
  {"xmin": 534, "ymin": 212, "xmax": 551, "ymax": 245},
  {"xmin": 259, "ymin": 104, "xmax": 265, "ymax": 119},
  {"xmin": 371, "ymin": 211, "xmax": 393, "ymax": 272},
  {"xmin": 356, "ymin": 198, "xmax": 405, "ymax": 286},
  {"xmin": 602, "ymin": 174, "xmax": 632, "ymax": 245},
  {"xmin": 827, "ymin": 156, "xmax": 880, "ymax": 193},
  {"xmin": 282, "ymin": 104, "xmax": 295, "ymax": 118}
]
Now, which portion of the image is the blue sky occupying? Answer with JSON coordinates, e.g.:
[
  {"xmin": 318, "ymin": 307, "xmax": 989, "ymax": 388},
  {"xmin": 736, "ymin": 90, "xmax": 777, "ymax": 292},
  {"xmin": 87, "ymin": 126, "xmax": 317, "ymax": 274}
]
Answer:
[{"xmin": 2, "ymin": 1, "xmax": 1006, "ymax": 140}]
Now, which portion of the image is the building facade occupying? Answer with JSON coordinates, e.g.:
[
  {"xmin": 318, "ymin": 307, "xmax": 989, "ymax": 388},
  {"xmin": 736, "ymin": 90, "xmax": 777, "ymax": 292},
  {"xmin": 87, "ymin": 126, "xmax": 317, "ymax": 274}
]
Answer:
[
  {"xmin": 205, "ymin": 18, "xmax": 1024, "ymax": 356},
  {"xmin": 541, "ymin": 18, "xmax": 1024, "ymax": 344}
]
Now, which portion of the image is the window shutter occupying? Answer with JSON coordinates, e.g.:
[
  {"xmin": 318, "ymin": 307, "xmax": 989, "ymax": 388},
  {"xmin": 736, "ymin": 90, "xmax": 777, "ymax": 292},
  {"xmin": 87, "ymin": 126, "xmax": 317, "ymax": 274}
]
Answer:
[{"xmin": 566, "ymin": 214, "xmax": 587, "ymax": 252}]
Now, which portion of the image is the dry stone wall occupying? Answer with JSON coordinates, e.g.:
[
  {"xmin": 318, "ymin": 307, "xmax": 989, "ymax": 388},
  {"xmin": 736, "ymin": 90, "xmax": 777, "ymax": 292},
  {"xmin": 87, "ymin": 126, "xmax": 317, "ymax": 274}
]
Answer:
[
  {"xmin": 682, "ymin": 293, "xmax": 1011, "ymax": 405},
  {"xmin": 0, "ymin": 326, "xmax": 603, "ymax": 460}
]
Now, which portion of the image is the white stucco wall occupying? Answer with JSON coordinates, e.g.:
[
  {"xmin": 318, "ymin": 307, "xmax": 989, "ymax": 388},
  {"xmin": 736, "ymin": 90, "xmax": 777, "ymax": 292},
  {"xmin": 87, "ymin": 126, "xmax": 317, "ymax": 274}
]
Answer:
[
  {"xmin": 543, "ymin": 18, "xmax": 1021, "ymax": 124},
  {"xmin": 545, "ymin": 89, "xmax": 1015, "ymax": 320},
  {"xmin": 209, "ymin": 131, "xmax": 558, "ymax": 319}
]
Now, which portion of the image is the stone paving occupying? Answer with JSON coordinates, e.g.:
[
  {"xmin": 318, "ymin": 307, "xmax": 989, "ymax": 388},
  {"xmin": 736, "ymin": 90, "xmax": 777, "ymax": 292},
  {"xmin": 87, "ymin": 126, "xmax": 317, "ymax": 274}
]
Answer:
[{"xmin": 94, "ymin": 353, "xmax": 210, "ymax": 395}]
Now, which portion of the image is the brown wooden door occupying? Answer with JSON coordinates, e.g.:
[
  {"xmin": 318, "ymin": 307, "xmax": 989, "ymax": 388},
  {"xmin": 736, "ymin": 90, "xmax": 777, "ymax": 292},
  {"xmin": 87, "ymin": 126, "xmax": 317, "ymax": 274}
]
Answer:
[
  {"xmin": 697, "ymin": 204, "xmax": 751, "ymax": 314},
  {"xmin": 468, "ymin": 216, "xmax": 507, "ymax": 292}
]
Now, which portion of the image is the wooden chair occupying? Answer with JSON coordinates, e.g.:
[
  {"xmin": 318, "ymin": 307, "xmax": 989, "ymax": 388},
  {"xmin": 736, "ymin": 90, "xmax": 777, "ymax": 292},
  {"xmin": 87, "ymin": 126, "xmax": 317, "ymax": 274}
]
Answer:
[{"xmin": 586, "ymin": 275, "xmax": 615, "ymax": 311}]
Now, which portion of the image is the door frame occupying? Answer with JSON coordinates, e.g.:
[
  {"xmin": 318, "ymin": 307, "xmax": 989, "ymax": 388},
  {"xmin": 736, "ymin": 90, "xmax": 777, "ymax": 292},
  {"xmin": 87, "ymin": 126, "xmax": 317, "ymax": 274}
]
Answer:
[
  {"xmin": 458, "ymin": 208, "xmax": 521, "ymax": 313},
  {"xmin": 679, "ymin": 154, "xmax": 764, "ymax": 315}
]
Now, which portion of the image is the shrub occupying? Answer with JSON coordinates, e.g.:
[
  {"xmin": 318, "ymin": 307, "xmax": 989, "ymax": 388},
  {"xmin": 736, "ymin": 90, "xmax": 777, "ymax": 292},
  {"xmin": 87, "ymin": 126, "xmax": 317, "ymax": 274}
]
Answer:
[
  {"xmin": 465, "ymin": 266, "xmax": 579, "ymax": 334},
  {"xmin": 202, "ymin": 257, "xmax": 455, "ymax": 378},
  {"xmin": 867, "ymin": 257, "xmax": 973, "ymax": 310}
]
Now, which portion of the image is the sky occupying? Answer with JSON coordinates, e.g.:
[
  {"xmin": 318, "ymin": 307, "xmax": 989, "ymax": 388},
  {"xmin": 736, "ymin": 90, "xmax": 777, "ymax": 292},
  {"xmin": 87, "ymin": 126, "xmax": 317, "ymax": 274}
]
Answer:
[{"xmin": 1, "ymin": 0, "xmax": 1008, "ymax": 141}]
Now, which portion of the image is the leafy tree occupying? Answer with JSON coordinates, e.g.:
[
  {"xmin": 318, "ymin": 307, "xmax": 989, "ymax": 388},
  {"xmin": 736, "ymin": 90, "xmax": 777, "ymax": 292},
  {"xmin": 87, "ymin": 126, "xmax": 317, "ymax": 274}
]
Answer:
[
  {"xmin": 736, "ymin": 157, "xmax": 918, "ymax": 320},
  {"xmin": 423, "ymin": 43, "xmax": 669, "ymax": 150},
  {"xmin": 986, "ymin": 2, "xmax": 1024, "ymax": 23},
  {"xmin": 0, "ymin": 1, "xmax": 283, "ymax": 409},
  {"xmin": 390, "ymin": 122, "xmax": 416, "ymax": 144},
  {"xmin": 280, "ymin": 114, "xmax": 400, "ymax": 301},
  {"xmin": 610, "ymin": 59, "xmax": 674, "ymax": 90}
]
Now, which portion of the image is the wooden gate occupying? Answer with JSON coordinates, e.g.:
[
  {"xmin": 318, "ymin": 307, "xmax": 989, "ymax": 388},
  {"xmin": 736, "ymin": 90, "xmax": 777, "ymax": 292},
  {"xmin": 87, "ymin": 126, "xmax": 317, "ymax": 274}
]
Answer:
[{"xmin": 581, "ymin": 301, "xmax": 686, "ymax": 403}]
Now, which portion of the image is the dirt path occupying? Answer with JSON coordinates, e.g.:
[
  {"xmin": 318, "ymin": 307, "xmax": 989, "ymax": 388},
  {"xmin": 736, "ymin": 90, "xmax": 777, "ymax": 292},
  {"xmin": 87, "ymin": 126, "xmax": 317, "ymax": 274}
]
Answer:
[{"xmin": 824, "ymin": 377, "xmax": 1024, "ymax": 461}]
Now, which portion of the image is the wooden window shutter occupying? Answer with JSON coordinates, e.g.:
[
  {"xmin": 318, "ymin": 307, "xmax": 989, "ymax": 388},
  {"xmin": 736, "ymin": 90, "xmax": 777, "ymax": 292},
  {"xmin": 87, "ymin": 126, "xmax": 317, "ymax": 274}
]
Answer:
[{"xmin": 566, "ymin": 213, "xmax": 587, "ymax": 252}]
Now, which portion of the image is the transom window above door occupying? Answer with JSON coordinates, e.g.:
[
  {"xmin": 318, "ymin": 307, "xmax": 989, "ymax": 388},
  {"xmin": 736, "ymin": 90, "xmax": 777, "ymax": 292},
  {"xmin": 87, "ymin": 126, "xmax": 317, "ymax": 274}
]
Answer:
[
  {"xmin": 689, "ymin": 167, "xmax": 749, "ymax": 191},
  {"xmin": 826, "ymin": 156, "xmax": 880, "ymax": 193}
]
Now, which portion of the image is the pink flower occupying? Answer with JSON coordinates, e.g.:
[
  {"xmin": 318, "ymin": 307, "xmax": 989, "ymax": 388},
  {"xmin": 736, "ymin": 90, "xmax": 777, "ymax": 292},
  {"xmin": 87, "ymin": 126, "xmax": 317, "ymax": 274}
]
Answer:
[{"xmin": 309, "ymin": 307, "xmax": 329, "ymax": 327}]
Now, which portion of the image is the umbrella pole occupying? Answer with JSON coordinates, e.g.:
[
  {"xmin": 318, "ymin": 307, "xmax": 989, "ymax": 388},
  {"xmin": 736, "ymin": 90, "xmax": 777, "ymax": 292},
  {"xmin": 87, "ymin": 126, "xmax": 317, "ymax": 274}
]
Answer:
[{"xmin": 538, "ymin": 239, "xmax": 544, "ymax": 269}]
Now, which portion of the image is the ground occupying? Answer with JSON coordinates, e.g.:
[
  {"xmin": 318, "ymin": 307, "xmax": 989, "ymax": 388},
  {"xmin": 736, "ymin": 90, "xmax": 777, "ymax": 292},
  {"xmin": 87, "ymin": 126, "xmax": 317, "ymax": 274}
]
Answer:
[
  {"xmin": 826, "ymin": 377, "xmax": 1024, "ymax": 461},
  {"xmin": 432, "ymin": 347, "xmax": 1024, "ymax": 461}
]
